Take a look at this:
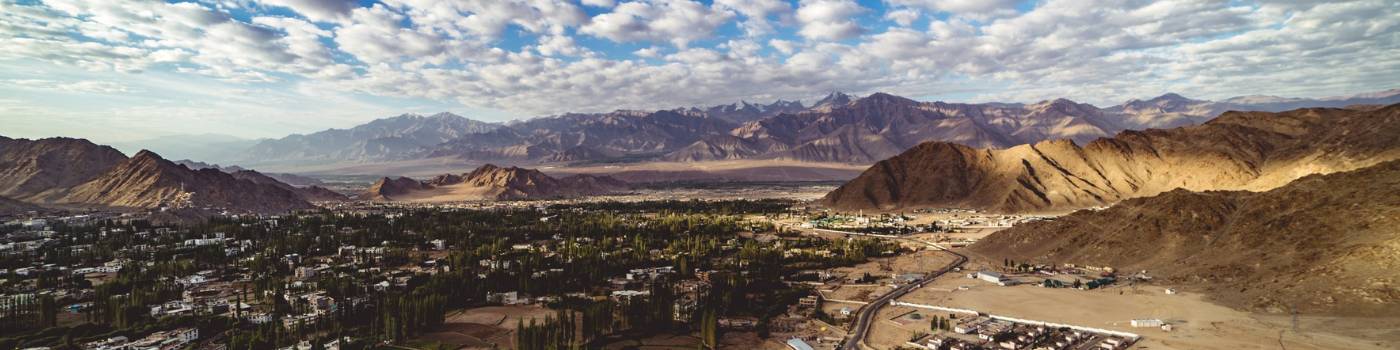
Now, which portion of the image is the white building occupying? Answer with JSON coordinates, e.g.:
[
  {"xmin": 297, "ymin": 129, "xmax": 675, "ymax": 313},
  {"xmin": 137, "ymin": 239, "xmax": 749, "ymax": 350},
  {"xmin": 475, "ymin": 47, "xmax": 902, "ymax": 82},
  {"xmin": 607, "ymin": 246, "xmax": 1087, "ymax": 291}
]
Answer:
[{"xmin": 1130, "ymin": 319, "xmax": 1164, "ymax": 328}]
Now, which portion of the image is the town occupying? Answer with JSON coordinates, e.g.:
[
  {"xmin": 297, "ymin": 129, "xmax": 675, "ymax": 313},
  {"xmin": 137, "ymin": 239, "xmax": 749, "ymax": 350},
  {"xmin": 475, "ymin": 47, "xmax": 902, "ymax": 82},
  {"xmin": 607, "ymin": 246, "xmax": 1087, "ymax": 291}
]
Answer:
[{"xmin": 2, "ymin": 199, "xmax": 921, "ymax": 349}]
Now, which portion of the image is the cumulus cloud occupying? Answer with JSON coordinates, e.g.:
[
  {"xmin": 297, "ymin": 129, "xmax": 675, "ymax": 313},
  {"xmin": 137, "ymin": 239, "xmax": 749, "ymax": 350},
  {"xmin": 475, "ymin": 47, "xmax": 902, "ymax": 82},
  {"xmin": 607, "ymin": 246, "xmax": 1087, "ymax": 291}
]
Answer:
[
  {"xmin": 890, "ymin": 0, "xmax": 1024, "ymax": 20},
  {"xmin": 769, "ymin": 39, "xmax": 799, "ymax": 55},
  {"xmin": 536, "ymin": 34, "xmax": 588, "ymax": 56},
  {"xmin": 796, "ymin": 0, "xmax": 866, "ymax": 41},
  {"xmin": 257, "ymin": 0, "xmax": 359, "ymax": 23},
  {"xmin": 885, "ymin": 8, "xmax": 921, "ymax": 27},
  {"xmin": 580, "ymin": 0, "xmax": 734, "ymax": 48},
  {"xmin": 715, "ymin": 0, "xmax": 792, "ymax": 36},
  {"xmin": 581, "ymin": 0, "xmax": 615, "ymax": 8},
  {"xmin": 634, "ymin": 47, "xmax": 661, "ymax": 58}
]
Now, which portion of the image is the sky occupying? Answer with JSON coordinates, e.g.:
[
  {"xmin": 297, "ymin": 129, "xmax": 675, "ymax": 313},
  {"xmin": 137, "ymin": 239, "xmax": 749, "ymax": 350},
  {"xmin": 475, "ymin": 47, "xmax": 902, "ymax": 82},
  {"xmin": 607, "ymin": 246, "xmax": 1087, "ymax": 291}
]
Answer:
[{"xmin": 1, "ymin": 0, "xmax": 1398, "ymax": 144}]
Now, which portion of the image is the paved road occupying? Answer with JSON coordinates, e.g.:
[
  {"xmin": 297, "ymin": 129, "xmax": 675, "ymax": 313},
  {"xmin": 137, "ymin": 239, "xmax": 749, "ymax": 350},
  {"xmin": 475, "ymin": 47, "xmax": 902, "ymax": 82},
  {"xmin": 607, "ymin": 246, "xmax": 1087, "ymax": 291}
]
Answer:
[{"xmin": 812, "ymin": 229, "xmax": 968, "ymax": 350}]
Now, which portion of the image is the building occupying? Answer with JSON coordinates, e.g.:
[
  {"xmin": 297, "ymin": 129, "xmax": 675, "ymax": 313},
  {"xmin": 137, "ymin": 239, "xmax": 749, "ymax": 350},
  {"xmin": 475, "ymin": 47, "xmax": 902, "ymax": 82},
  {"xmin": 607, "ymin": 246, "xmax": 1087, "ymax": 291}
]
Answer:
[
  {"xmin": 294, "ymin": 266, "xmax": 325, "ymax": 280},
  {"xmin": 785, "ymin": 338, "xmax": 815, "ymax": 350},
  {"xmin": 974, "ymin": 271, "xmax": 1014, "ymax": 286},
  {"xmin": 487, "ymin": 291, "xmax": 521, "ymax": 305},
  {"xmin": 128, "ymin": 327, "xmax": 198, "ymax": 350},
  {"xmin": 610, "ymin": 290, "xmax": 650, "ymax": 302},
  {"xmin": 1130, "ymin": 319, "xmax": 1164, "ymax": 328},
  {"xmin": 893, "ymin": 273, "xmax": 926, "ymax": 284}
]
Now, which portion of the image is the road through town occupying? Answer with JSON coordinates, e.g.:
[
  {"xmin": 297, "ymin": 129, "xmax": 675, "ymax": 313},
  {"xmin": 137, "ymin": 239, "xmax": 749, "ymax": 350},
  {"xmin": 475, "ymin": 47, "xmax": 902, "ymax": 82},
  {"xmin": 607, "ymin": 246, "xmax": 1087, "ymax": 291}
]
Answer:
[{"xmin": 801, "ymin": 228, "xmax": 969, "ymax": 350}]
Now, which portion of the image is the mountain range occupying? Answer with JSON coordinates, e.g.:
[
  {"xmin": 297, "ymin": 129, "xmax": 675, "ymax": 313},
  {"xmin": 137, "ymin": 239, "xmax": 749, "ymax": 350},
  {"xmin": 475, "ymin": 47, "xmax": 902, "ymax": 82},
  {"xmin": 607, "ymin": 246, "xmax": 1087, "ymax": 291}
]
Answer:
[
  {"xmin": 968, "ymin": 159, "xmax": 1400, "ymax": 316},
  {"xmin": 821, "ymin": 103, "xmax": 1400, "ymax": 212},
  {"xmin": 217, "ymin": 89, "xmax": 1400, "ymax": 167},
  {"xmin": 0, "ymin": 136, "xmax": 333, "ymax": 213},
  {"xmin": 364, "ymin": 164, "xmax": 627, "ymax": 201}
]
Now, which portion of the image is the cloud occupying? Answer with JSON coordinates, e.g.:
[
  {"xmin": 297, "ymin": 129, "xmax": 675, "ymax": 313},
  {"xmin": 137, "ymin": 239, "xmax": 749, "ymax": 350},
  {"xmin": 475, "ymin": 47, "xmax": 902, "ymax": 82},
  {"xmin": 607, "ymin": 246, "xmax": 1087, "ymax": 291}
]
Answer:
[
  {"xmin": 889, "ymin": 0, "xmax": 1023, "ymax": 20},
  {"xmin": 580, "ymin": 0, "xmax": 734, "ymax": 48},
  {"xmin": 581, "ymin": 0, "xmax": 615, "ymax": 8},
  {"xmin": 769, "ymin": 39, "xmax": 798, "ymax": 55},
  {"xmin": 381, "ymin": 0, "xmax": 587, "ymax": 40},
  {"xmin": 2, "ymin": 0, "xmax": 1398, "ymax": 133},
  {"xmin": 634, "ymin": 47, "xmax": 661, "ymax": 58},
  {"xmin": 536, "ymin": 34, "xmax": 588, "ymax": 56},
  {"xmin": 885, "ymin": 8, "xmax": 921, "ymax": 27},
  {"xmin": 715, "ymin": 0, "xmax": 792, "ymax": 36},
  {"xmin": 257, "ymin": 0, "xmax": 359, "ymax": 23},
  {"xmin": 796, "ymin": 0, "xmax": 866, "ymax": 41},
  {"xmin": 6, "ymin": 79, "xmax": 132, "ymax": 93}
]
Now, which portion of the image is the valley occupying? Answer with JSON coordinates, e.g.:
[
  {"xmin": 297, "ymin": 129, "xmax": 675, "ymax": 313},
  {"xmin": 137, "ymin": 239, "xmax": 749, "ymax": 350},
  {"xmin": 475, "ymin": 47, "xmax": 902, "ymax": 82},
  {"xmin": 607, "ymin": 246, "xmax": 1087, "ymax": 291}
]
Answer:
[{"xmin": 6, "ymin": 2, "xmax": 1398, "ymax": 349}]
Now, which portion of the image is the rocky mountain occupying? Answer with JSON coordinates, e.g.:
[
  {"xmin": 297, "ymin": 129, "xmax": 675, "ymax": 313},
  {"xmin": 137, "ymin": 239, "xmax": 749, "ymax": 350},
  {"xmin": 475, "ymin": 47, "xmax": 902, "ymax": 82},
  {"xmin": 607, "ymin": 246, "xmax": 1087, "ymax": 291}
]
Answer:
[
  {"xmin": 173, "ymin": 159, "xmax": 343, "ymax": 200},
  {"xmin": 685, "ymin": 100, "xmax": 806, "ymax": 124},
  {"xmin": 237, "ymin": 112, "xmax": 500, "ymax": 163},
  {"xmin": 223, "ymin": 170, "xmax": 348, "ymax": 202},
  {"xmin": 809, "ymin": 92, "xmax": 854, "ymax": 111},
  {"xmin": 822, "ymin": 104, "xmax": 1400, "ymax": 212},
  {"xmin": 428, "ymin": 109, "xmax": 737, "ymax": 163},
  {"xmin": 363, "ymin": 164, "xmax": 627, "ymax": 201},
  {"xmin": 0, "ymin": 136, "xmax": 323, "ymax": 213},
  {"xmin": 969, "ymin": 160, "xmax": 1400, "ymax": 316},
  {"xmin": 721, "ymin": 93, "xmax": 1121, "ymax": 163},
  {"xmin": 0, "ymin": 136, "xmax": 128, "ymax": 199},
  {"xmin": 54, "ymin": 151, "xmax": 314, "ymax": 212}
]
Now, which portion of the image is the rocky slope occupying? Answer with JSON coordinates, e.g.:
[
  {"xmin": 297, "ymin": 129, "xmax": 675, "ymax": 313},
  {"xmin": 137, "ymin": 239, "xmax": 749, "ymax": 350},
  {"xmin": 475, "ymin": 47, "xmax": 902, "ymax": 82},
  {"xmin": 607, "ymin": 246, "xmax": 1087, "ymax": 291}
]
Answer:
[
  {"xmin": 968, "ymin": 160, "xmax": 1400, "ymax": 316},
  {"xmin": 173, "ymin": 159, "xmax": 346, "ymax": 201},
  {"xmin": 0, "ymin": 136, "xmax": 322, "ymax": 213},
  {"xmin": 56, "ymin": 151, "xmax": 314, "ymax": 212},
  {"xmin": 363, "ymin": 164, "xmax": 627, "ymax": 201},
  {"xmin": 225, "ymin": 170, "xmax": 348, "ymax": 202},
  {"xmin": 822, "ymin": 104, "xmax": 1400, "ymax": 212},
  {"xmin": 0, "ymin": 136, "xmax": 128, "ymax": 199}
]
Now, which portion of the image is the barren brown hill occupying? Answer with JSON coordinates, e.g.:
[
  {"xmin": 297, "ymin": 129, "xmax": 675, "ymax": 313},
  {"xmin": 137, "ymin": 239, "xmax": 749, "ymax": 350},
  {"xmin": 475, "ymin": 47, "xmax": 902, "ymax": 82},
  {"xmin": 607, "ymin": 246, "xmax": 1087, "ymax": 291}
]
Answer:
[
  {"xmin": 363, "ymin": 164, "xmax": 627, "ymax": 201},
  {"xmin": 0, "ymin": 136, "xmax": 127, "ymax": 200},
  {"xmin": 1, "ymin": 136, "xmax": 325, "ymax": 212},
  {"xmin": 227, "ymin": 170, "xmax": 348, "ymax": 202},
  {"xmin": 822, "ymin": 104, "xmax": 1400, "ymax": 212},
  {"xmin": 55, "ymin": 151, "xmax": 314, "ymax": 212},
  {"xmin": 968, "ymin": 160, "xmax": 1400, "ymax": 316}
]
